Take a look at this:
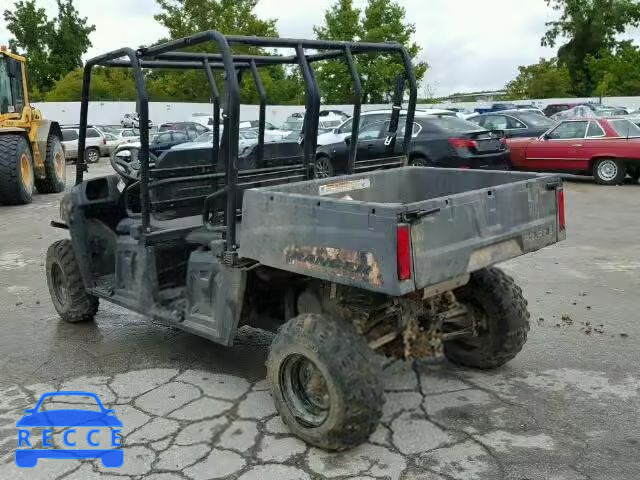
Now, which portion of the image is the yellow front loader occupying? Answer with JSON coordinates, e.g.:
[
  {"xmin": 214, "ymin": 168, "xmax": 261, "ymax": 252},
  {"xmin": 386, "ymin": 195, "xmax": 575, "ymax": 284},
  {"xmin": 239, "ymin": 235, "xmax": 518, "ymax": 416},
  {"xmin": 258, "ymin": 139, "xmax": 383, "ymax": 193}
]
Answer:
[{"xmin": 0, "ymin": 47, "xmax": 65, "ymax": 205}]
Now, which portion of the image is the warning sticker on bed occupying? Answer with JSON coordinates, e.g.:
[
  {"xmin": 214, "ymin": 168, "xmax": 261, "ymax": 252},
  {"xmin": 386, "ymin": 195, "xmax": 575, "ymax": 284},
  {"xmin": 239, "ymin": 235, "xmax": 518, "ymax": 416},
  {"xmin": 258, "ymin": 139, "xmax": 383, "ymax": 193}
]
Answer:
[{"xmin": 318, "ymin": 178, "xmax": 371, "ymax": 196}]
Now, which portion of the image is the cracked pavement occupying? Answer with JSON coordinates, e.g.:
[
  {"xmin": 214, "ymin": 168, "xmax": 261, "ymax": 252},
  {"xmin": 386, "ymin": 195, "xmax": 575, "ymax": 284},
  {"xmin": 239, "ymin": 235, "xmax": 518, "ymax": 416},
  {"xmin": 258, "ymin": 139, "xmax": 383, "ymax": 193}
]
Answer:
[{"xmin": 1, "ymin": 162, "xmax": 640, "ymax": 479}]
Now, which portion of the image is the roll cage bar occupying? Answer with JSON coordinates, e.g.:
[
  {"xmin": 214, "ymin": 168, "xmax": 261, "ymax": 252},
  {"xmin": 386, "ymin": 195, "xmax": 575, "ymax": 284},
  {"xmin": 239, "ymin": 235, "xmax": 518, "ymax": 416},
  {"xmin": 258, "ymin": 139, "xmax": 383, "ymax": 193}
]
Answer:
[{"xmin": 76, "ymin": 31, "xmax": 417, "ymax": 262}]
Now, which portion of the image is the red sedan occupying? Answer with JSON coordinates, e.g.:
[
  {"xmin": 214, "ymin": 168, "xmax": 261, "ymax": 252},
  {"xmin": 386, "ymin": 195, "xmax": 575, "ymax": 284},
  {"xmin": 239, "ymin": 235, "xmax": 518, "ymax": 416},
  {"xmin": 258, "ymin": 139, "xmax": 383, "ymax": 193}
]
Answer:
[{"xmin": 507, "ymin": 117, "xmax": 640, "ymax": 185}]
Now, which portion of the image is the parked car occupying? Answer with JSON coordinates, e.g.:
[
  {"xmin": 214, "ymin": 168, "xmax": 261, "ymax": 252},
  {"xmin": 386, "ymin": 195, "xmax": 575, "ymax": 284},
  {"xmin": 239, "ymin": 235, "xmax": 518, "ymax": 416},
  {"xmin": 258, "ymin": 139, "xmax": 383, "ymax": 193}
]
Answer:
[
  {"xmin": 60, "ymin": 127, "xmax": 108, "ymax": 163},
  {"xmin": 171, "ymin": 129, "xmax": 259, "ymax": 154},
  {"xmin": 317, "ymin": 108, "xmax": 457, "ymax": 146},
  {"xmin": 121, "ymin": 112, "xmax": 153, "ymax": 128},
  {"xmin": 314, "ymin": 115, "xmax": 510, "ymax": 177},
  {"xmin": 115, "ymin": 128, "xmax": 140, "ymax": 141},
  {"xmin": 467, "ymin": 110, "xmax": 556, "ymax": 138},
  {"xmin": 189, "ymin": 112, "xmax": 215, "ymax": 128},
  {"xmin": 111, "ymin": 130, "xmax": 192, "ymax": 158},
  {"xmin": 282, "ymin": 111, "xmax": 346, "ymax": 133},
  {"xmin": 239, "ymin": 120, "xmax": 290, "ymax": 141},
  {"xmin": 473, "ymin": 103, "xmax": 518, "ymax": 114},
  {"xmin": 158, "ymin": 121, "xmax": 209, "ymax": 139},
  {"xmin": 507, "ymin": 117, "xmax": 640, "ymax": 184}
]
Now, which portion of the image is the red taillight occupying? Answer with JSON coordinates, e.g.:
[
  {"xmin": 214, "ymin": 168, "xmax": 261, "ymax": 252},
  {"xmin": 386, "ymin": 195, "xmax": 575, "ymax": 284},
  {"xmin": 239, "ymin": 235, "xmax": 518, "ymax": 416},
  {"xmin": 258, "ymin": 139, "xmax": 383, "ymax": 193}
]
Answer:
[
  {"xmin": 448, "ymin": 137, "xmax": 478, "ymax": 149},
  {"xmin": 557, "ymin": 189, "xmax": 566, "ymax": 231},
  {"xmin": 397, "ymin": 224, "xmax": 412, "ymax": 281}
]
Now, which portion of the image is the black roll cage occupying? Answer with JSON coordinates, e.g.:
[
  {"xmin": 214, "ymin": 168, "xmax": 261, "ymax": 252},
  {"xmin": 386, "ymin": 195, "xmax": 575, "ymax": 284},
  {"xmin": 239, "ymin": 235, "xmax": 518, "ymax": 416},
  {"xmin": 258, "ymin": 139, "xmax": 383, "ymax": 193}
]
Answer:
[{"xmin": 76, "ymin": 31, "xmax": 417, "ymax": 260}]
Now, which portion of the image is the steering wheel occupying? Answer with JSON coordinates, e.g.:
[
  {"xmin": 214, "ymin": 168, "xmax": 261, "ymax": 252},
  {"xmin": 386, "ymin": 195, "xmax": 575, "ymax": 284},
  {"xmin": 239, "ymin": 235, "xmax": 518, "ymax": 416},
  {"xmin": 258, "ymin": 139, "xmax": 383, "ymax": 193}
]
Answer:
[{"xmin": 110, "ymin": 146, "xmax": 158, "ymax": 182}]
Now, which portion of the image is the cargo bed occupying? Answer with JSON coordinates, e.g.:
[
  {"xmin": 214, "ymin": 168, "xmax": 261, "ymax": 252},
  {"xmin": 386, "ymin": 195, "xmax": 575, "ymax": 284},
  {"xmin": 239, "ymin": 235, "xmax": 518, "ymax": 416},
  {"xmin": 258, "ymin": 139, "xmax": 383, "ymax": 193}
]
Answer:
[{"xmin": 239, "ymin": 167, "xmax": 565, "ymax": 295}]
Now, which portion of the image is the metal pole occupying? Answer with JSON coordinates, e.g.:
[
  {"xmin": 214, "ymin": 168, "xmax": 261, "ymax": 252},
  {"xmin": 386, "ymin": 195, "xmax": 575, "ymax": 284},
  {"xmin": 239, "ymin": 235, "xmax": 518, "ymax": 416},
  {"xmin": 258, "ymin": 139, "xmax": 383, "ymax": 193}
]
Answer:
[
  {"xmin": 399, "ymin": 48, "xmax": 418, "ymax": 154},
  {"xmin": 296, "ymin": 44, "xmax": 320, "ymax": 180},
  {"xmin": 76, "ymin": 63, "xmax": 92, "ymax": 185},
  {"xmin": 249, "ymin": 60, "xmax": 266, "ymax": 168},
  {"xmin": 344, "ymin": 47, "xmax": 362, "ymax": 174},
  {"xmin": 203, "ymin": 59, "xmax": 220, "ymax": 171}
]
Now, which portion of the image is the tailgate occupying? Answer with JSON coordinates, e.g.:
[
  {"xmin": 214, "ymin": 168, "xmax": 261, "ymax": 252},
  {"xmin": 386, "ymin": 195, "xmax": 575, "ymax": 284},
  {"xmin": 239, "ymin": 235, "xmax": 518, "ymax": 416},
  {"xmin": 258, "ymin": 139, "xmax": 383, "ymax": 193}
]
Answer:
[{"xmin": 408, "ymin": 176, "xmax": 564, "ymax": 289}]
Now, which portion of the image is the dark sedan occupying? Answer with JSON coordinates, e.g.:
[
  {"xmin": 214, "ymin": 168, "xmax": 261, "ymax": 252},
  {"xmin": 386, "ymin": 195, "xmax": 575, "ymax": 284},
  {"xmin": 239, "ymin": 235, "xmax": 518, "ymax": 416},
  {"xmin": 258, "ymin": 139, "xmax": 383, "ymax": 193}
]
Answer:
[
  {"xmin": 467, "ymin": 110, "xmax": 556, "ymax": 138},
  {"xmin": 314, "ymin": 116, "xmax": 511, "ymax": 177}
]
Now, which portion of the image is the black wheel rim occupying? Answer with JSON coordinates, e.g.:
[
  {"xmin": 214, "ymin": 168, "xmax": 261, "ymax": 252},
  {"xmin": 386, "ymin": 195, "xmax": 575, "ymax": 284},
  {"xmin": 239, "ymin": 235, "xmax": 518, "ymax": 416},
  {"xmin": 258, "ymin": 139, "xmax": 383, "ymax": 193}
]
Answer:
[
  {"xmin": 50, "ymin": 262, "xmax": 68, "ymax": 308},
  {"xmin": 314, "ymin": 158, "xmax": 332, "ymax": 178},
  {"xmin": 280, "ymin": 354, "xmax": 330, "ymax": 427}
]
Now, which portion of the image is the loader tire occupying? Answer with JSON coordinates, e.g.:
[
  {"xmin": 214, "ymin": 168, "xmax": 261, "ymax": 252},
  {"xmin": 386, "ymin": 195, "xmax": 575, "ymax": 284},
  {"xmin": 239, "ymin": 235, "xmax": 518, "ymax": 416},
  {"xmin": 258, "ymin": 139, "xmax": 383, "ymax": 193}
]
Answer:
[
  {"xmin": 36, "ymin": 135, "xmax": 66, "ymax": 193},
  {"xmin": 267, "ymin": 313, "xmax": 384, "ymax": 451},
  {"xmin": 46, "ymin": 239, "xmax": 99, "ymax": 323},
  {"xmin": 0, "ymin": 134, "xmax": 34, "ymax": 205},
  {"xmin": 444, "ymin": 267, "xmax": 530, "ymax": 369}
]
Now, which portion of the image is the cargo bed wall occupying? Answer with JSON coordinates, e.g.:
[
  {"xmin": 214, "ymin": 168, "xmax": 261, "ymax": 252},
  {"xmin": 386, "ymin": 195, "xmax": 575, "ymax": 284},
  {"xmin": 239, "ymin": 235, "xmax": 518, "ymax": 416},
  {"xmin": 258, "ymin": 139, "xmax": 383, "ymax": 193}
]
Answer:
[{"xmin": 239, "ymin": 167, "xmax": 564, "ymax": 296}]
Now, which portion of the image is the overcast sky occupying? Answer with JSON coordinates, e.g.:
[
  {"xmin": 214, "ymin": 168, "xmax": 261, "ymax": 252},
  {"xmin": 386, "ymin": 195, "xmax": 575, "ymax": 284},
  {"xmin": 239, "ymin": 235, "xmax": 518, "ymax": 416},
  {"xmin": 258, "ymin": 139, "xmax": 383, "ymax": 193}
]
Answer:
[{"xmin": 0, "ymin": 0, "xmax": 599, "ymax": 96}]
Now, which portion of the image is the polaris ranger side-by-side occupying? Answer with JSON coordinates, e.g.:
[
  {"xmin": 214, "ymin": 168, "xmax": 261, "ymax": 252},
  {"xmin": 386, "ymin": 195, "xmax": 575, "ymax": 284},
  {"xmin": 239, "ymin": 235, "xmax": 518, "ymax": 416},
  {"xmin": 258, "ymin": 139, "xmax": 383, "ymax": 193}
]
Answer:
[{"xmin": 46, "ymin": 32, "xmax": 565, "ymax": 450}]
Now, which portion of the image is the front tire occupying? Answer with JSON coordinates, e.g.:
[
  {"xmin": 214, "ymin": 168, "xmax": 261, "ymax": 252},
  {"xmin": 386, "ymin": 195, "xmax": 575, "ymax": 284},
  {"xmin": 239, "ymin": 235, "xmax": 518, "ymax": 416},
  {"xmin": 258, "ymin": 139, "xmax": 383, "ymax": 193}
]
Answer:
[
  {"xmin": 35, "ymin": 135, "xmax": 66, "ymax": 193},
  {"xmin": 267, "ymin": 313, "xmax": 384, "ymax": 451},
  {"xmin": 593, "ymin": 158, "xmax": 626, "ymax": 185},
  {"xmin": 444, "ymin": 268, "xmax": 530, "ymax": 369},
  {"xmin": 0, "ymin": 134, "xmax": 34, "ymax": 205},
  {"xmin": 46, "ymin": 239, "xmax": 99, "ymax": 323}
]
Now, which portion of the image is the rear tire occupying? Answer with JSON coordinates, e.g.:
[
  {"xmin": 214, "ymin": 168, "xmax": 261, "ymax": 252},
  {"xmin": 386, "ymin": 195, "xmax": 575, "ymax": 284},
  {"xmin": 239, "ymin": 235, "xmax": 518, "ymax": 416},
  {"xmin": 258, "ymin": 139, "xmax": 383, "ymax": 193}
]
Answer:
[
  {"xmin": 593, "ymin": 158, "xmax": 626, "ymax": 185},
  {"xmin": 85, "ymin": 147, "xmax": 100, "ymax": 164},
  {"xmin": 35, "ymin": 135, "xmax": 66, "ymax": 193},
  {"xmin": 267, "ymin": 313, "xmax": 384, "ymax": 451},
  {"xmin": 444, "ymin": 267, "xmax": 530, "ymax": 369},
  {"xmin": 46, "ymin": 239, "xmax": 99, "ymax": 323},
  {"xmin": 410, "ymin": 155, "xmax": 433, "ymax": 167},
  {"xmin": 0, "ymin": 134, "xmax": 34, "ymax": 205},
  {"xmin": 313, "ymin": 155, "xmax": 335, "ymax": 178}
]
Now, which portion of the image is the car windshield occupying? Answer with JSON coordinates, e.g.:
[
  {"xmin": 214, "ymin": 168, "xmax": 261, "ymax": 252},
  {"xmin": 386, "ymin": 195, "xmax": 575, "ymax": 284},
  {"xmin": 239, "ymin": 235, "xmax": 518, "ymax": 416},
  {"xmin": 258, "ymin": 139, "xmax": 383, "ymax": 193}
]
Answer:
[
  {"xmin": 240, "ymin": 130, "xmax": 258, "ymax": 139},
  {"xmin": 609, "ymin": 119, "xmax": 640, "ymax": 137},
  {"xmin": 424, "ymin": 115, "xmax": 485, "ymax": 133},
  {"xmin": 320, "ymin": 119, "xmax": 342, "ymax": 128},
  {"xmin": 283, "ymin": 120, "xmax": 303, "ymax": 131},
  {"xmin": 515, "ymin": 112, "xmax": 555, "ymax": 127},
  {"xmin": 194, "ymin": 132, "xmax": 214, "ymax": 143}
]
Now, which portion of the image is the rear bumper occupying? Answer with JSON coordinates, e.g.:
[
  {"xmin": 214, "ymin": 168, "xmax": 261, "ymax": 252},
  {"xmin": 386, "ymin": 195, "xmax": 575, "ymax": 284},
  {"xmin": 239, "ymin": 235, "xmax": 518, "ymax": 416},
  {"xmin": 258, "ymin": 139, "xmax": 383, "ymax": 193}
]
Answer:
[{"xmin": 436, "ymin": 152, "xmax": 512, "ymax": 170}]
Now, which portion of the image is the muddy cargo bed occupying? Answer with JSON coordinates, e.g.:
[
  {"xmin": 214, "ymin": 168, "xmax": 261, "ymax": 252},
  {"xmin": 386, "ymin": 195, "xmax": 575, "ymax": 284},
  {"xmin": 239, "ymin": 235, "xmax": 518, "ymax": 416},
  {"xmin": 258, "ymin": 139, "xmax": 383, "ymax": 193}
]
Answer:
[{"xmin": 239, "ymin": 166, "xmax": 565, "ymax": 296}]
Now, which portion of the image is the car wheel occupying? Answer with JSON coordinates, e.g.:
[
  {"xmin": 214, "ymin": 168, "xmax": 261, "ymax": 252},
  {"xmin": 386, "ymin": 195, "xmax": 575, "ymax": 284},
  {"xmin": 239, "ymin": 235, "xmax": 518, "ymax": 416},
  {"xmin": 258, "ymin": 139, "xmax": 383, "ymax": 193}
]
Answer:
[
  {"xmin": 85, "ymin": 148, "xmax": 100, "ymax": 164},
  {"xmin": 46, "ymin": 239, "xmax": 99, "ymax": 323},
  {"xmin": 409, "ymin": 155, "xmax": 433, "ymax": 167},
  {"xmin": 313, "ymin": 155, "xmax": 334, "ymax": 178},
  {"xmin": 593, "ymin": 158, "xmax": 626, "ymax": 185},
  {"xmin": 267, "ymin": 313, "xmax": 384, "ymax": 451}
]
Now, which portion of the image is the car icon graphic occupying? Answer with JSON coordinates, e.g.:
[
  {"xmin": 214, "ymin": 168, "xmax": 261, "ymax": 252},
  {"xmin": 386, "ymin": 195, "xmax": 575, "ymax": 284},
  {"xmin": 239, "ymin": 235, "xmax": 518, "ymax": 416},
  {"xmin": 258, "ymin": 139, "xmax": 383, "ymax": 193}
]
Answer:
[{"xmin": 15, "ymin": 391, "xmax": 123, "ymax": 468}]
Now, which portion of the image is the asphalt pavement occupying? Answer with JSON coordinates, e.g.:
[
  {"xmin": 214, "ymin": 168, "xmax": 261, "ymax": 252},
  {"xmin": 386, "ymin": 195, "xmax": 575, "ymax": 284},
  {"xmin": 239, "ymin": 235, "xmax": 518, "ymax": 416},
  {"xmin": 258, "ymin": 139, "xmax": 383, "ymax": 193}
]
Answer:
[{"xmin": 0, "ymin": 160, "xmax": 639, "ymax": 479}]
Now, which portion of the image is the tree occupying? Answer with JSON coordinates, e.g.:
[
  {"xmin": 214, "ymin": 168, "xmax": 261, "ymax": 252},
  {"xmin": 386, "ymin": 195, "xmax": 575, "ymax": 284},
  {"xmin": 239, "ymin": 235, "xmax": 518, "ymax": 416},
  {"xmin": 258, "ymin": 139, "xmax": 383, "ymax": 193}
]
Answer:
[
  {"xmin": 360, "ymin": 0, "xmax": 427, "ymax": 103},
  {"xmin": 3, "ymin": 0, "xmax": 95, "ymax": 97},
  {"xmin": 542, "ymin": 0, "xmax": 640, "ymax": 96},
  {"xmin": 504, "ymin": 58, "xmax": 572, "ymax": 99},
  {"xmin": 151, "ymin": 0, "xmax": 302, "ymax": 103},
  {"xmin": 313, "ymin": 0, "xmax": 361, "ymax": 103},
  {"xmin": 313, "ymin": 0, "xmax": 427, "ymax": 104},
  {"xmin": 45, "ymin": 67, "xmax": 138, "ymax": 101},
  {"xmin": 588, "ymin": 41, "xmax": 640, "ymax": 96}
]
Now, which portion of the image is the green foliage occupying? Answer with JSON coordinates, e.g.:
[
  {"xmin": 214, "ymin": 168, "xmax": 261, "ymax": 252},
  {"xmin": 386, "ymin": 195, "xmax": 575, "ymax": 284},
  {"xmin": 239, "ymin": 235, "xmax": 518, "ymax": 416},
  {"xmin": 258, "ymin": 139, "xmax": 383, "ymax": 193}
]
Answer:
[
  {"xmin": 504, "ymin": 58, "xmax": 572, "ymax": 99},
  {"xmin": 151, "ymin": 0, "xmax": 304, "ymax": 104},
  {"xmin": 588, "ymin": 41, "xmax": 640, "ymax": 96},
  {"xmin": 542, "ymin": 0, "xmax": 640, "ymax": 96},
  {"xmin": 313, "ymin": 0, "xmax": 427, "ymax": 104},
  {"xmin": 45, "ymin": 67, "xmax": 138, "ymax": 101},
  {"xmin": 3, "ymin": 0, "xmax": 95, "ymax": 96},
  {"xmin": 359, "ymin": 0, "xmax": 427, "ymax": 103}
]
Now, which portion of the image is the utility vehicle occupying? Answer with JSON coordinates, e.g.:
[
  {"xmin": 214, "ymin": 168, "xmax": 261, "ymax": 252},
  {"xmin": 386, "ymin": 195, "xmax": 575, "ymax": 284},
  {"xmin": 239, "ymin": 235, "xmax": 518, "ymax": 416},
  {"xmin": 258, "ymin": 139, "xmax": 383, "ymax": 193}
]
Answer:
[{"xmin": 46, "ymin": 32, "xmax": 566, "ymax": 450}]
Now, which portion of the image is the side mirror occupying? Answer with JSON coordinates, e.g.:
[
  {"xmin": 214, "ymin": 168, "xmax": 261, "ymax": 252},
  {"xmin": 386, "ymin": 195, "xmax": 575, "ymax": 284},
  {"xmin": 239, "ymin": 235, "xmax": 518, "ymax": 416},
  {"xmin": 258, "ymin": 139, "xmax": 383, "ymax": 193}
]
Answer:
[
  {"xmin": 541, "ymin": 133, "xmax": 550, "ymax": 140},
  {"xmin": 115, "ymin": 150, "xmax": 132, "ymax": 159},
  {"xmin": 24, "ymin": 409, "xmax": 35, "ymax": 414},
  {"xmin": 344, "ymin": 136, "xmax": 351, "ymax": 145}
]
